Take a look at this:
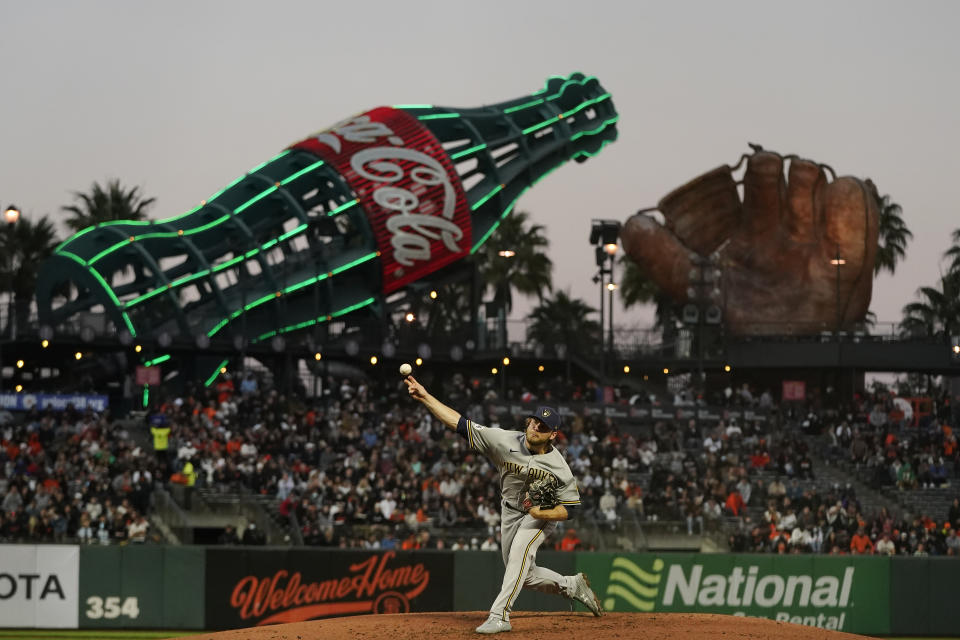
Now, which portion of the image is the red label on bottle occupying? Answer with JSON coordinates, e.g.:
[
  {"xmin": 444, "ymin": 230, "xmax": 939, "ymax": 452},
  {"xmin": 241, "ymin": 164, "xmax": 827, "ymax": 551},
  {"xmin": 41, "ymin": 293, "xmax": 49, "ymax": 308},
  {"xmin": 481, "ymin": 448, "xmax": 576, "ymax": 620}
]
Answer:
[{"xmin": 289, "ymin": 107, "xmax": 471, "ymax": 294}]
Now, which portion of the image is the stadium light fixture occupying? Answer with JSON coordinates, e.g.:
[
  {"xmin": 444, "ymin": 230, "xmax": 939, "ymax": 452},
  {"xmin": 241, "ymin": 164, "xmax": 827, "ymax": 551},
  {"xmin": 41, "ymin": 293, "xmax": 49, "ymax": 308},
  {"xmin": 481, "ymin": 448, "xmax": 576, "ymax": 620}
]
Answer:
[{"xmin": 3, "ymin": 205, "xmax": 19, "ymax": 225}]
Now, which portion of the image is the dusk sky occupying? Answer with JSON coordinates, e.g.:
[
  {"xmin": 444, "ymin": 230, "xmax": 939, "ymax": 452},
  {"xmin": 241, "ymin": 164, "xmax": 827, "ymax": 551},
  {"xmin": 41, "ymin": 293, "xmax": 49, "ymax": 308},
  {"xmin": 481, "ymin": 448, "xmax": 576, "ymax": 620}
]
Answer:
[{"xmin": 2, "ymin": 0, "xmax": 957, "ymax": 331}]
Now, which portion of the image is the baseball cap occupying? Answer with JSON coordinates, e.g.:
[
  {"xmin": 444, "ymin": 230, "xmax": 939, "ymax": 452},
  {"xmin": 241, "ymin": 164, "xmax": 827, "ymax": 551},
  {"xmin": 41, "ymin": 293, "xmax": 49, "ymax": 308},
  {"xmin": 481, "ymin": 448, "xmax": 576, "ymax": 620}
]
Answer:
[{"xmin": 527, "ymin": 406, "xmax": 561, "ymax": 431}]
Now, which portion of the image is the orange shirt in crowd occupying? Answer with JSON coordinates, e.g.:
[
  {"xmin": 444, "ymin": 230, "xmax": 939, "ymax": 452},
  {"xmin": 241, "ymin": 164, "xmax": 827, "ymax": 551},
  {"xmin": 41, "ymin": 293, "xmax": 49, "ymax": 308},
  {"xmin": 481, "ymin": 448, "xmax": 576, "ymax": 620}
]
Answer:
[
  {"xmin": 850, "ymin": 533, "xmax": 874, "ymax": 554},
  {"xmin": 725, "ymin": 491, "xmax": 745, "ymax": 516}
]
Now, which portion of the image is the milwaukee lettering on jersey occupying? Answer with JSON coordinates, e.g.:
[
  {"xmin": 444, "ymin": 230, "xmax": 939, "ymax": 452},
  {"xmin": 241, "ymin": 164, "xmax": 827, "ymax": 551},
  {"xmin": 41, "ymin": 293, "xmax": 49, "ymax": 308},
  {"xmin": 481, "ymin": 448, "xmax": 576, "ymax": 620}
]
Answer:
[
  {"xmin": 228, "ymin": 551, "xmax": 429, "ymax": 625},
  {"xmin": 502, "ymin": 461, "xmax": 558, "ymax": 484},
  {"xmin": 289, "ymin": 108, "xmax": 471, "ymax": 293}
]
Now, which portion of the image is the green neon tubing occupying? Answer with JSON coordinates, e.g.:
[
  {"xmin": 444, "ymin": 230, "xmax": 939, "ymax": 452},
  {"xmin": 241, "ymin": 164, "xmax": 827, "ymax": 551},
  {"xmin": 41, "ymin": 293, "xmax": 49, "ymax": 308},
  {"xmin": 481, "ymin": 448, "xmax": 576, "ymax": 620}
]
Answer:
[
  {"xmin": 58, "ymin": 251, "xmax": 137, "ymax": 336},
  {"xmin": 450, "ymin": 143, "xmax": 488, "ymax": 160},
  {"xmin": 280, "ymin": 160, "xmax": 325, "ymax": 185},
  {"xmin": 328, "ymin": 199, "xmax": 359, "ymax": 216},
  {"xmin": 417, "ymin": 113, "xmax": 460, "ymax": 121},
  {"xmin": 471, "ymin": 184, "xmax": 504, "ymax": 211},
  {"xmin": 204, "ymin": 359, "xmax": 230, "ymax": 387}
]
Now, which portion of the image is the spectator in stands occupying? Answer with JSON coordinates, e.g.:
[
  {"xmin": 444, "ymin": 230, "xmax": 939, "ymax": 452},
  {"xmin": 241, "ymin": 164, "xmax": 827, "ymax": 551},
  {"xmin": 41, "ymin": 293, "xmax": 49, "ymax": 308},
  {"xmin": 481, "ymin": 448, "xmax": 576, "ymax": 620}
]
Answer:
[
  {"xmin": 767, "ymin": 476, "xmax": 787, "ymax": 502},
  {"xmin": 242, "ymin": 523, "xmax": 265, "ymax": 545},
  {"xmin": 480, "ymin": 535, "xmax": 499, "ymax": 551},
  {"xmin": 600, "ymin": 489, "xmax": 619, "ymax": 527},
  {"xmin": 850, "ymin": 527, "xmax": 874, "ymax": 554},
  {"xmin": 557, "ymin": 528, "xmax": 581, "ymax": 551},
  {"xmin": 897, "ymin": 459, "xmax": 917, "ymax": 490},
  {"xmin": 76, "ymin": 513, "xmax": 94, "ymax": 544},
  {"xmin": 875, "ymin": 533, "xmax": 896, "ymax": 555},
  {"xmin": 735, "ymin": 476, "xmax": 753, "ymax": 505},
  {"xmin": 750, "ymin": 448, "xmax": 771, "ymax": 470},
  {"xmin": 724, "ymin": 488, "xmax": 745, "ymax": 517},
  {"xmin": 149, "ymin": 414, "xmax": 171, "ymax": 474},
  {"xmin": 949, "ymin": 499, "xmax": 960, "ymax": 530},
  {"xmin": 218, "ymin": 524, "xmax": 241, "ymax": 545},
  {"xmin": 2, "ymin": 486, "xmax": 22, "ymax": 514},
  {"xmin": 127, "ymin": 513, "xmax": 149, "ymax": 543},
  {"xmin": 945, "ymin": 528, "xmax": 960, "ymax": 555},
  {"xmin": 182, "ymin": 458, "xmax": 197, "ymax": 509}
]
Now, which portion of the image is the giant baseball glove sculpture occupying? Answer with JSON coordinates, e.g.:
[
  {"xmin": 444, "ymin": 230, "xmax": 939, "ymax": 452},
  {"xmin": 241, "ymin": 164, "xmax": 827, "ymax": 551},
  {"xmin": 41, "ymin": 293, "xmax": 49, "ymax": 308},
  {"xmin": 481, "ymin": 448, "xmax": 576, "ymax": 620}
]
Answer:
[{"xmin": 621, "ymin": 148, "xmax": 879, "ymax": 335}]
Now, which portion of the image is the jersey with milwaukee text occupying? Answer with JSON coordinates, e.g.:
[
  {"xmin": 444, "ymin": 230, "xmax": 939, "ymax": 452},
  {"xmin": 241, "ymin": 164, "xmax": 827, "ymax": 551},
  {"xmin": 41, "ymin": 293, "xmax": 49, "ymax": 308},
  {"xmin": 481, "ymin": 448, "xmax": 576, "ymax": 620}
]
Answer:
[{"xmin": 460, "ymin": 418, "xmax": 580, "ymax": 511}]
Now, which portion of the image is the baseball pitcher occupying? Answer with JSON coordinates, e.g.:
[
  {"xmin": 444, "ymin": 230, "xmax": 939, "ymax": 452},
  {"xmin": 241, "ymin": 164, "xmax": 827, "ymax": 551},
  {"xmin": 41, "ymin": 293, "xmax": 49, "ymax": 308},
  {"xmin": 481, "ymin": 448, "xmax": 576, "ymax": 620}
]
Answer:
[{"xmin": 404, "ymin": 375, "xmax": 602, "ymax": 634}]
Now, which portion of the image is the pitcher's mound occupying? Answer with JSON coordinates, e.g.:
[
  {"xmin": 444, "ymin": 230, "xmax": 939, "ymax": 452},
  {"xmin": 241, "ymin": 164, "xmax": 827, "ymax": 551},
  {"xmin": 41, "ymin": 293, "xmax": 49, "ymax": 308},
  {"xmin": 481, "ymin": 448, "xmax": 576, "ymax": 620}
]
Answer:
[{"xmin": 174, "ymin": 611, "xmax": 875, "ymax": 640}]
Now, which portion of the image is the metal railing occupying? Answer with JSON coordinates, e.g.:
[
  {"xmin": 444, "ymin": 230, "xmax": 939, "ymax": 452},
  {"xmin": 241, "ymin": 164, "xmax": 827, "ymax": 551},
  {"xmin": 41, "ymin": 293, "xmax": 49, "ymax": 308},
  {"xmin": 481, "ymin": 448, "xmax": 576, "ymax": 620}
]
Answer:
[{"xmin": 3, "ymin": 304, "xmax": 951, "ymax": 366}]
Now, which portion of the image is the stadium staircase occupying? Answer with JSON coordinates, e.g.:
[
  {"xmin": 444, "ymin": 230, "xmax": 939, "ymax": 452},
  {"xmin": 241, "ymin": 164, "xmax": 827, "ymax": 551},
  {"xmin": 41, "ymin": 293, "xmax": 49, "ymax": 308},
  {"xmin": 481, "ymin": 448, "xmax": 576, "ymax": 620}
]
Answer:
[{"xmin": 801, "ymin": 432, "xmax": 956, "ymax": 522}]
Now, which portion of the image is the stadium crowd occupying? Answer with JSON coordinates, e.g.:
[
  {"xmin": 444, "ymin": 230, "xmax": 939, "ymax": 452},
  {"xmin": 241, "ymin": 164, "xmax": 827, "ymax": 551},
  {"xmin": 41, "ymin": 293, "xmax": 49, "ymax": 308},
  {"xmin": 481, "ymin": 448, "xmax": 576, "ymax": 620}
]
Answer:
[
  {"xmin": 1, "ymin": 368, "xmax": 958, "ymax": 556},
  {"xmin": 0, "ymin": 408, "xmax": 154, "ymax": 545}
]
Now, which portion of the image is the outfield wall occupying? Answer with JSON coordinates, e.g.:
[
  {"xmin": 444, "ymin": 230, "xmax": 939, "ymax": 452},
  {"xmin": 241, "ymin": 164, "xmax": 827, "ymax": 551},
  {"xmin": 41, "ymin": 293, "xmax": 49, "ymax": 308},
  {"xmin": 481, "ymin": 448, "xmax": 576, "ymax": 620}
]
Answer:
[{"xmin": 0, "ymin": 544, "xmax": 956, "ymax": 635}]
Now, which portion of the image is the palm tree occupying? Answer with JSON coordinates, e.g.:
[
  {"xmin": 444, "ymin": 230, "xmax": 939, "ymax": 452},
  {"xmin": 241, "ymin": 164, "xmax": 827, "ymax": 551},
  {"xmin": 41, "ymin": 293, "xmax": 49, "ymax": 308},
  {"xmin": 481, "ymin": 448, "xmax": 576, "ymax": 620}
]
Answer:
[
  {"xmin": 526, "ymin": 290, "xmax": 599, "ymax": 357},
  {"xmin": 873, "ymin": 192, "xmax": 912, "ymax": 276},
  {"xmin": 900, "ymin": 273, "xmax": 960, "ymax": 338},
  {"xmin": 477, "ymin": 211, "xmax": 553, "ymax": 313},
  {"xmin": 944, "ymin": 228, "xmax": 960, "ymax": 277},
  {"xmin": 62, "ymin": 179, "xmax": 156, "ymax": 232},
  {"xmin": 617, "ymin": 256, "xmax": 675, "ymax": 329},
  {"xmin": 0, "ymin": 214, "xmax": 61, "ymax": 334},
  {"xmin": 422, "ymin": 280, "xmax": 475, "ymax": 340}
]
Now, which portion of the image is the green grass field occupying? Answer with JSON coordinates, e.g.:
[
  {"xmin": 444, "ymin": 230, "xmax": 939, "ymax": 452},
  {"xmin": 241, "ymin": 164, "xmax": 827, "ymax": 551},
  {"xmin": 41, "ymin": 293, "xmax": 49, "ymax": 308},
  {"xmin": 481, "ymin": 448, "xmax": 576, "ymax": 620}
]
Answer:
[
  {"xmin": 2, "ymin": 631, "xmax": 956, "ymax": 640},
  {"xmin": 0, "ymin": 632, "xmax": 191, "ymax": 640}
]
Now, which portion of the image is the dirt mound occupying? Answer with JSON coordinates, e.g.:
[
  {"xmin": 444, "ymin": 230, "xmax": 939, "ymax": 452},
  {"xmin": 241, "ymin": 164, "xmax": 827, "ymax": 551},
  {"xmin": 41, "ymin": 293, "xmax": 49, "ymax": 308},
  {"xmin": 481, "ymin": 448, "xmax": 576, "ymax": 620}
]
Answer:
[{"xmin": 173, "ymin": 611, "xmax": 875, "ymax": 640}]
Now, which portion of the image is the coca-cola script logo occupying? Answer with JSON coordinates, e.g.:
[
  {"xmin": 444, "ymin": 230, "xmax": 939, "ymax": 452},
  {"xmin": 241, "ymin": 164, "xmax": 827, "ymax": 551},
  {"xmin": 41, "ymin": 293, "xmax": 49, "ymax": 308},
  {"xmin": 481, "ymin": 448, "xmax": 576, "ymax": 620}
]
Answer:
[
  {"xmin": 229, "ymin": 551, "xmax": 430, "ymax": 625},
  {"xmin": 289, "ymin": 108, "xmax": 472, "ymax": 293}
]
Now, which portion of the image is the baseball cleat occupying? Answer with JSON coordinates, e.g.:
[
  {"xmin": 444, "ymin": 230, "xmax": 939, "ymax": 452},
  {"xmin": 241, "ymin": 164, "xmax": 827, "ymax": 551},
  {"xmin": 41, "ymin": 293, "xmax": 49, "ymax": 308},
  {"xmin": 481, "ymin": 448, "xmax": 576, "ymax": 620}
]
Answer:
[
  {"xmin": 475, "ymin": 615, "xmax": 512, "ymax": 634},
  {"xmin": 571, "ymin": 572, "xmax": 603, "ymax": 617}
]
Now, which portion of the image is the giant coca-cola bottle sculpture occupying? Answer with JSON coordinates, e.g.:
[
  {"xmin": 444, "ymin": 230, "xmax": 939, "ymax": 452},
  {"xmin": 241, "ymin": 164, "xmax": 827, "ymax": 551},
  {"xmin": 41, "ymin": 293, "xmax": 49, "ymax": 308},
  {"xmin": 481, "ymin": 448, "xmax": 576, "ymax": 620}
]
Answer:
[{"xmin": 37, "ymin": 73, "xmax": 617, "ymax": 373}]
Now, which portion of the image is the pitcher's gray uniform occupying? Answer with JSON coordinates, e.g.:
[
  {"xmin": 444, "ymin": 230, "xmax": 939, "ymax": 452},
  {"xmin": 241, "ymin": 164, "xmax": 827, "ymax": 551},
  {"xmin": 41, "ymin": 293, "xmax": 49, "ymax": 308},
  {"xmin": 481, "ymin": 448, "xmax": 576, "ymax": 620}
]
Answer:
[
  {"xmin": 457, "ymin": 408, "xmax": 602, "ymax": 629},
  {"xmin": 403, "ymin": 376, "xmax": 601, "ymax": 634}
]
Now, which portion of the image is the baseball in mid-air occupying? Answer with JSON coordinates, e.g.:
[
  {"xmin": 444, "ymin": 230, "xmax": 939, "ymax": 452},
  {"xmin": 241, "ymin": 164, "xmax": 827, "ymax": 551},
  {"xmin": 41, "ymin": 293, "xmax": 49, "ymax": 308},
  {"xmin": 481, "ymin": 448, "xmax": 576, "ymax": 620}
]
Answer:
[{"xmin": 399, "ymin": 363, "xmax": 413, "ymax": 376}]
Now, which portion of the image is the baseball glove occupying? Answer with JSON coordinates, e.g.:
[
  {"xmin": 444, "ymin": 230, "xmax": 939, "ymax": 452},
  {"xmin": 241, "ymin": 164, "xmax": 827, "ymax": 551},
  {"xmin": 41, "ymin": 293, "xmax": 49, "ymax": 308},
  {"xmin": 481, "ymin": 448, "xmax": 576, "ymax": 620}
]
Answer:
[
  {"xmin": 525, "ymin": 477, "xmax": 560, "ymax": 510},
  {"xmin": 621, "ymin": 147, "xmax": 880, "ymax": 335}
]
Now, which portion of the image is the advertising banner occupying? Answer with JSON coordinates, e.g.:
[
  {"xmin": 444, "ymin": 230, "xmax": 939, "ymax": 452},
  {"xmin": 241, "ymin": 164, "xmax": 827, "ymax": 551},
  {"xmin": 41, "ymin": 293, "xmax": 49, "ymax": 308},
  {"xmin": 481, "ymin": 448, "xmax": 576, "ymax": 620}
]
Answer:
[
  {"xmin": 575, "ymin": 553, "xmax": 890, "ymax": 635},
  {"xmin": 485, "ymin": 402, "xmax": 770, "ymax": 425},
  {"xmin": 78, "ymin": 546, "xmax": 205, "ymax": 630},
  {"xmin": 135, "ymin": 366, "xmax": 161, "ymax": 386},
  {"xmin": 205, "ymin": 549, "xmax": 454, "ymax": 629},
  {"xmin": 0, "ymin": 545, "xmax": 79, "ymax": 628},
  {"xmin": 289, "ymin": 108, "xmax": 472, "ymax": 294},
  {"xmin": 782, "ymin": 381, "xmax": 806, "ymax": 401},
  {"xmin": 0, "ymin": 392, "xmax": 109, "ymax": 412}
]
